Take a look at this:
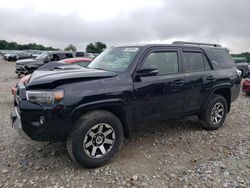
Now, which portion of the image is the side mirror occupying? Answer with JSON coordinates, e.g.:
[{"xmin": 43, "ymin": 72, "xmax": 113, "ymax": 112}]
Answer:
[{"xmin": 136, "ymin": 65, "xmax": 159, "ymax": 77}]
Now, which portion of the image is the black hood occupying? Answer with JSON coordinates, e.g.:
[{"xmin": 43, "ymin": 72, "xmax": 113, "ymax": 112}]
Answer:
[{"xmin": 26, "ymin": 67, "xmax": 117, "ymax": 87}]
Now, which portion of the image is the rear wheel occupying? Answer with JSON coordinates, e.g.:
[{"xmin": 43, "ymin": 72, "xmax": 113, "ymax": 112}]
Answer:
[
  {"xmin": 199, "ymin": 94, "xmax": 228, "ymax": 130},
  {"xmin": 67, "ymin": 110, "xmax": 124, "ymax": 168}
]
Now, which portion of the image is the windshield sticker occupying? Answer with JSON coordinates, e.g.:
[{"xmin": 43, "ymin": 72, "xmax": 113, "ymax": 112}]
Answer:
[{"xmin": 123, "ymin": 48, "xmax": 139, "ymax": 52}]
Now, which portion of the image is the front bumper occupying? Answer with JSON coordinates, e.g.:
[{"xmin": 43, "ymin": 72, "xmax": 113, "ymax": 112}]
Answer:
[
  {"xmin": 11, "ymin": 82, "xmax": 71, "ymax": 142},
  {"xmin": 10, "ymin": 107, "xmax": 31, "ymax": 140},
  {"xmin": 15, "ymin": 65, "xmax": 27, "ymax": 74}
]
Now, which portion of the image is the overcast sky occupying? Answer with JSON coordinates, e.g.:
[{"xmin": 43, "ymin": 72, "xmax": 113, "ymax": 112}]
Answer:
[{"xmin": 0, "ymin": 0, "xmax": 249, "ymax": 53}]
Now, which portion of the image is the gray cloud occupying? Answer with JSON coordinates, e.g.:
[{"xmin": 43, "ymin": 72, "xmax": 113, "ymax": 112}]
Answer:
[{"xmin": 0, "ymin": 0, "xmax": 250, "ymax": 52}]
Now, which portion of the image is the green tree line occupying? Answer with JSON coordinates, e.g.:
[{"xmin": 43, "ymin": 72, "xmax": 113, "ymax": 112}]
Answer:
[
  {"xmin": 231, "ymin": 52, "xmax": 250, "ymax": 62},
  {"xmin": 86, "ymin": 42, "xmax": 107, "ymax": 53},
  {"xmin": 0, "ymin": 40, "xmax": 107, "ymax": 53},
  {"xmin": 0, "ymin": 40, "xmax": 59, "ymax": 51},
  {"xmin": 2, "ymin": 39, "xmax": 248, "ymax": 59}
]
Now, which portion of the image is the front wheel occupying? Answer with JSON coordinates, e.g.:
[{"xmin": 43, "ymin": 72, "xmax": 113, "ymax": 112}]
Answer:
[
  {"xmin": 199, "ymin": 94, "xmax": 228, "ymax": 130},
  {"xmin": 67, "ymin": 110, "xmax": 124, "ymax": 168}
]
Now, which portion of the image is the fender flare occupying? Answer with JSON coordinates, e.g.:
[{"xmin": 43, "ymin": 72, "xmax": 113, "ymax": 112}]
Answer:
[
  {"xmin": 201, "ymin": 83, "xmax": 232, "ymax": 112},
  {"xmin": 69, "ymin": 98, "xmax": 131, "ymax": 137}
]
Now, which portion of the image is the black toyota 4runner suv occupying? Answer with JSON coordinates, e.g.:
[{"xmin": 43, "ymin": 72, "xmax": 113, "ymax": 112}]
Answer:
[{"xmin": 11, "ymin": 42, "xmax": 241, "ymax": 168}]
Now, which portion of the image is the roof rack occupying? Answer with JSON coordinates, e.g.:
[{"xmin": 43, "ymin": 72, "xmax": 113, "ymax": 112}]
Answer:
[{"xmin": 172, "ymin": 41, "xmax": 222, "ymax": 47}]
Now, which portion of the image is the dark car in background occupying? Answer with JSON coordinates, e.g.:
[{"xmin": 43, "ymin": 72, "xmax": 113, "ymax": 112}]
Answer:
[
  {"xmin": 232, "ymin": 56, "xmax": 249, "ymax": 78},
  {"xmin": 3, "ymin": 52, "xmax": 19, "ymax": 61},
  {"xmin": 16, "ymin": 52, "xmax": 34, "ymax": 60},
  {"xmin": 15, "ymin": 51, "xmax": 74, "ymax": 77},
  {"xmin": 1, "ymin": 50, "xmax": 45, "ymax": 61}
]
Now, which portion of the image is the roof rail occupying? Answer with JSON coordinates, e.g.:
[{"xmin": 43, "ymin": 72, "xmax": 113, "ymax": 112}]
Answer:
[{"xmin": 172, "ymin": 41, "xmax": 222, "ymax": 47}]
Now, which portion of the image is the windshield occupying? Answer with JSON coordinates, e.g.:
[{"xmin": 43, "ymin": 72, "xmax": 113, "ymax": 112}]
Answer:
[
  {"xmin": 88, "ymin": 47, "xmax": 139, "ymax": 72},
  {"xmin": 35, "ymin": 52, "xmax": 48, "ymax": 60}
]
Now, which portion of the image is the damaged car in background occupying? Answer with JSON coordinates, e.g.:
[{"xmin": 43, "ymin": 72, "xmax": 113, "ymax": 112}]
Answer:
[
  {"xmin": 12, "ymin": 57, "xmax": 92, "ymax": 95},
  {"xmin": 232, "ymin": 56, "xmax": 249, "ymax": 78},
  {"xmin": 15, "ymin": 51, "xmax": 88, "ymax": 77},
  {"xmin": 15, "ymin": 51, "xmax": 74, "ymax": 77}
]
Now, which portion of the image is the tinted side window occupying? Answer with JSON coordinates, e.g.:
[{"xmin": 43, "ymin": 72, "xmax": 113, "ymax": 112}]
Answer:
[
  {"xmin": 51, "ymin": 54, "xmax": 59, "ymax": 61},
  {"xmin": 211, "ymin": 49, "xmax": 234, "ymax": 68},
  {"xmin": 144, "ymin": 52, "xmax": 179, "ymax": 75},
  {"xmin": 183, "ymin": 52, "xmax": 210, "ymax": 72},
  {"xmin": 65, "ymin": 53, "xmax": 73, "ymax": 58}
]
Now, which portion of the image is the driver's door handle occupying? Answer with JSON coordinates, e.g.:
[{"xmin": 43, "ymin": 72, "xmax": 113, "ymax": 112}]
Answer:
[
  {"xmin": 172, "ymin": 79, "xmax": 184, "ymax": 86},
  {"xmin": 207, "ymin": 75, "xmax": 216, "ymax": 81}
]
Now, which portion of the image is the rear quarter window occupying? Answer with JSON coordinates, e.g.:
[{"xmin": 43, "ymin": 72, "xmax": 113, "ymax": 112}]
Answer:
[
  {"xmin": 183, "ymin": 52, "xmax": 211, "ymax": 72},
  {"xmin": 211, "ymin": 49, "xmax": 234, "ymax": 68}
]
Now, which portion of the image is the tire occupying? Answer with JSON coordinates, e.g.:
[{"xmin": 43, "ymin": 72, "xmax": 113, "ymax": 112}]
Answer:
[
  {"xmin": 66, "ymin": 110, "xmax": 124, "ymax": 168},
  {"xmin": 199, "ymin": 94, "xmax": 228, "ymax": 130}
]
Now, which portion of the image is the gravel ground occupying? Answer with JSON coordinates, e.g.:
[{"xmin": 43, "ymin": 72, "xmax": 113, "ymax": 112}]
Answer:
[{"xmin": 0, "ymin": 58, "xmax": 249, "ymax": 188}]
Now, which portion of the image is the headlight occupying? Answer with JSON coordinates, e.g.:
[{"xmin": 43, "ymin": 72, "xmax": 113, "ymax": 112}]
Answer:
[{"xmin": 26, "ymin": 90, "xmax": 64, "ymax": 104}]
